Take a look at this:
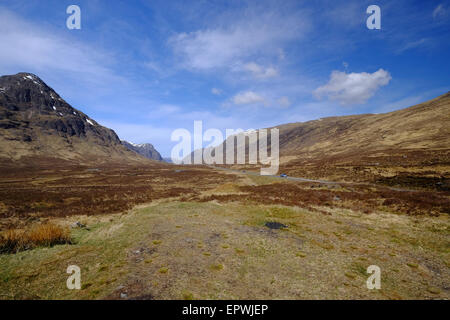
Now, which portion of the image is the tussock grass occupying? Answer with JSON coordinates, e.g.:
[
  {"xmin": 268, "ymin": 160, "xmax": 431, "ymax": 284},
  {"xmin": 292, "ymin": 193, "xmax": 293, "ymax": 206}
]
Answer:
[{"xmin": 0, "ymin": 223, "xmax": 71, "ymax": 254}]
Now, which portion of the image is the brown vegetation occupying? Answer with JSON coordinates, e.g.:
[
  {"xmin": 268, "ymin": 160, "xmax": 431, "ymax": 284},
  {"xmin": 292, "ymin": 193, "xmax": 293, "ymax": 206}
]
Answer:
[
  {"xmin": 194, "ymin": 181, "xmax": 450, "ymax": 216},
  {"xmin": 0, "ymin": 162, "xmax": 237, "ymax": 231},
  {"xmin": 0, "ymin": 222, "xmax": 71, "ymax": 254}
]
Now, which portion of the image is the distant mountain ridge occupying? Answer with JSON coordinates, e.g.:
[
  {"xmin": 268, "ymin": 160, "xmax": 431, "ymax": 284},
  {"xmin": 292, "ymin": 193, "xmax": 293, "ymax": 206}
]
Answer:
[
  {"xmin": 184, "ymin": 92, "xmax": 450, "ymax": 180},
  {"xmin": 0, "ymin": 72, "xmax": 145, "ymax": 163},
  {"xmin": 121, "ymin": 140, "xmax": 163, "ymax": 161}
]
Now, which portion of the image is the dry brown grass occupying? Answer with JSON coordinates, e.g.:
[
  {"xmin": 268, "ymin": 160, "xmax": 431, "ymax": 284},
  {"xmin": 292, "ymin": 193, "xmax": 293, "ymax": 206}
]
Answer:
[
  {"xmin": 0, "ymin": 222, "xmax": 71, "ymax": 254},
  {"xmin": 193, "ymin": 181, "xmax": 450, "ymax": 217},
  {"xmin": 0, "ymin": 163, "xmax": 237, "ymax": 231}
]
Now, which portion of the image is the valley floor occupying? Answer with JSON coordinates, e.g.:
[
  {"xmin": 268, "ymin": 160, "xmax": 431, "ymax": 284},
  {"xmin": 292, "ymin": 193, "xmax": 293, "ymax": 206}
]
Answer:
[{"xmin": 0, "ymin": 164, "xmax": 449, "ymax": 299}]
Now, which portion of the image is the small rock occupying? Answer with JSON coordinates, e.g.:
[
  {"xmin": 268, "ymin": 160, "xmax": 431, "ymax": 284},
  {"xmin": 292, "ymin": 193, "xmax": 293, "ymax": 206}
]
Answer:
[
  {"xmin": 71, "ymin": 221, "xmax": 86, "ymax": 228},
  {"xmin": 333, "ymin": 196, "xmax": 341, "ymax": 201},
  {"xmin": 265, "ymin": 221, "xmax": 288, "ymax": 229},
  {"xmin": 120, "ymin": 293, "xmax": 128, "ymax": 299}
]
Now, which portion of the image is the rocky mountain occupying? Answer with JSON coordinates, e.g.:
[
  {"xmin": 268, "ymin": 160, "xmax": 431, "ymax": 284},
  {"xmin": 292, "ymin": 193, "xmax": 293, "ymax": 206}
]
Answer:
[
  {"xmin": 0, "ymin": 72, "xmax": 144, "ymax": 164},
  {"xmin": 121, "ymin": 141, "xmax": 163, "ymax": 161}
]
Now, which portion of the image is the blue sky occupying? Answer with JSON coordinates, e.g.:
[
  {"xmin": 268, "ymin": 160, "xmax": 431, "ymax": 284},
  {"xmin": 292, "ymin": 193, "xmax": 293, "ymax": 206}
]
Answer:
[{"xmin": 1, "ymin": 0, "xmax": 449, "ymax": 157}]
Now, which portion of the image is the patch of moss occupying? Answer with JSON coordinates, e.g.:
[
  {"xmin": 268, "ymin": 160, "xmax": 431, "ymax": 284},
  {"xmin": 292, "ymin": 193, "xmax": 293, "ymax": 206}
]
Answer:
[
  {"xmin": 159, "ymin": 267, "xmax": 168, "ymax": 274},
  {"xmin": 210, "ymin": 263, "xmax": 224, "ymax": 271},
  {"xmin": 427, "ymin": 286, "xmax": 441, "ymax": 294},
  {"xmin": 407, "ymin": 262, "xmax": 419, "ymax": 268}
]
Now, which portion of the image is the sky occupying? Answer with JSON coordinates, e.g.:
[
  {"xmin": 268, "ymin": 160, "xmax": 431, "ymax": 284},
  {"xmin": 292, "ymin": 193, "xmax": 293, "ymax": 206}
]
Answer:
[{"xmin": 0, "ymin": 0, "xmax": 449, "ymax": 157}]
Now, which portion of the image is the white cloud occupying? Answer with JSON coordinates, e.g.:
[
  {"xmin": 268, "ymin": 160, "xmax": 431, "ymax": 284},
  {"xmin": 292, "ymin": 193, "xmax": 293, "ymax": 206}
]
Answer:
[
  {"xmin": 243, "ymin": 62, "xmax": 278, "ymax": 79},
  {"xmin": 232, "ymin": 91, "xmax": 266, "ymax": 105},
  {"xmin": 211, "ymin": 88, "xmax": 222, "ymax": 95},
  {"xmin": 313, "ymin": 69, "xmax": 392, "ymax": 105},
  {"xmin": 168, "ymin": 10, "xmax": 307, "ymax": 71}
]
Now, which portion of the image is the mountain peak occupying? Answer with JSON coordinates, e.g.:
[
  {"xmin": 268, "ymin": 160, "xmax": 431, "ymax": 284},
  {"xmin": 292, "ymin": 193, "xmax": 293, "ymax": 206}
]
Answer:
[
  {"xmin": 121, "ymin": 140, "xmax": 162, "ymax": 161},
  {"xmin": 0, "ymin": 72, "xmax": 142, "ymax": 163}
]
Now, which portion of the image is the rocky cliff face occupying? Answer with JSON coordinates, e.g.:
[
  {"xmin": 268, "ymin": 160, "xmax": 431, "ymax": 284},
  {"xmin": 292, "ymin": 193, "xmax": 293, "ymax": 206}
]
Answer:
[
  {"xmin": 122, "ymin": 141, "xmax": 163, "ymax": 161},
  {"xmin": 0, "ymin": 72, "xmax": 141, "ymax": 163}
]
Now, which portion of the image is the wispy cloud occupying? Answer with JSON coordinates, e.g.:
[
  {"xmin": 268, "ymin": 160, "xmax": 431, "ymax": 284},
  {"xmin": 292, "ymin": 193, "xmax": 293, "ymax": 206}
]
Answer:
[
  {"xmin": 232, "ymin": 91, "xmax": 266, "ymax": 105},
  {"xmin": 168, "ymin": 8, "xmax": 308, "ymax": 71},
  {"xmin": 277, "ymin": 96, "xmax": 291, "ymax": 108},
  {"xmin": 396, "ymin": 38, "xmax": 429, "ymax": 54},
  {"xmin": 433, "ymin": 4, "xmax": 449, "ymax": 19},
  {"xmin": 211, "ymin": 88, "xmax": 222, "ymax": 95},
  {"xmin": 0, "ymin": 8, "xmax": 120, "ymax": 86},
  {"xmin": 243, "ymin": 62, "xmax": 278, "ymax": 79}
]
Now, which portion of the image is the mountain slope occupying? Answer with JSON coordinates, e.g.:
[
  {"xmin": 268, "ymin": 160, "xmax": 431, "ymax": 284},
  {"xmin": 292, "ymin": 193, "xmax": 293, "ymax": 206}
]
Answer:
[
  {"xmin": 0, "ymin": 72, "xmax": 144, "ymax": 164},
  {"xmin": 122, "ymin": 141, "xmax": 163, "ymax": 161},
  {"xmin": 277, "ymin": 92, "xmax": 450, "ymax": 160},
  {"xmin": 195, "ymin": 92, "xmax": 449, "ymax": 186},
  {"xmin": 274, "ymin": 92, "xmax": 450, "ymax": 185}
]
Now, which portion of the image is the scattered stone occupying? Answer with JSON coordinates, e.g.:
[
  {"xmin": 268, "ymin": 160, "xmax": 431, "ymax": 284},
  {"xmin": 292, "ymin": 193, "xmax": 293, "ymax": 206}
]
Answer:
[
  {"xmin": 71, "ymin": 221, "xmax": 86, "ymax": 228},
  {"xmin": 333, "ymin": 196, "xmax": 341, "ymax": 201},
  {"xmin": 120, "ymin": 293, "xmax": 128, "ymax": 299}
]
